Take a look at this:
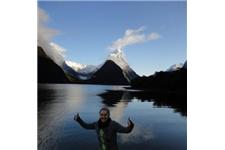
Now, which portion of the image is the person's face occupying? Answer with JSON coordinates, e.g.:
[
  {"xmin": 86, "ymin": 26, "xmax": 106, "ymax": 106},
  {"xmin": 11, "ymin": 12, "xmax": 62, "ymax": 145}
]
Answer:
[{"xmin": 99, "ymin": 110, "xmax": 109, "ymax": 123}]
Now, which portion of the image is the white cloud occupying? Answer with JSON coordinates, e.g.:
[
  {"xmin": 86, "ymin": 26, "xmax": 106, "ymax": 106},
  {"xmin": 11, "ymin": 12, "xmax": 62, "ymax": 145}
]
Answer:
[
  {"xmin": 38, "ymin": 7, "xmax": 65, "ymax": 66},
  {"xmin": 147, "ymin": 32, "xmax": 161, "ymax": 40},
  {"xmin": 38, "ymin": 8, "xmax": 58, "ymax": 44},
  {"xmin": 109, "ymin": 27, "xmax": 160, "ymax": 51}
]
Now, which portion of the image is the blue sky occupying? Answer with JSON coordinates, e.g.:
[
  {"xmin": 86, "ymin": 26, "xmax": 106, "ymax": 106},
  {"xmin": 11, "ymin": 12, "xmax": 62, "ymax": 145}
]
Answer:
[{"xmin": 38, "ymin": 1, "xmax": 186, "ymax": 76}]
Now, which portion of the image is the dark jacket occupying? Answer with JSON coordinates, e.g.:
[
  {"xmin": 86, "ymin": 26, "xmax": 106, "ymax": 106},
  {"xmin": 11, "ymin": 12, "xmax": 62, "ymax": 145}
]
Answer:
[{"xmin": 76, "ymin": 117, "xmax": 134, "ymax": 150}]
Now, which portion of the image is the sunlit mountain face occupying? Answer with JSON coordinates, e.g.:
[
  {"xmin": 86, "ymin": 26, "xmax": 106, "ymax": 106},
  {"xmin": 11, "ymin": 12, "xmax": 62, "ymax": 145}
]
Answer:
[
  {"xmin": 167, "ymin": 63, "xmax": 183, "ymax": 72},
  {"xmin": 65, "ymin": 61, "xmax": 98, "ymax": 75}
]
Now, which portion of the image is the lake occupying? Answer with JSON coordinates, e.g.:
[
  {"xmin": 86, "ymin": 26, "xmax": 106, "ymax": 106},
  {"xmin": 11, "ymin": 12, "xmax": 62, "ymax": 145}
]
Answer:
[{"xmin": 38, "ymin": 84, "xmax": 186, "ymax": 150}]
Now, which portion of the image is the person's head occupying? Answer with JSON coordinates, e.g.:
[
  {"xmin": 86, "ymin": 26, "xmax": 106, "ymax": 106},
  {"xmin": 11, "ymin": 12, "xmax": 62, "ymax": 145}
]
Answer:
[{"xmin": 99, "ymin": 107, "xmax": 110, "ymax": 123}]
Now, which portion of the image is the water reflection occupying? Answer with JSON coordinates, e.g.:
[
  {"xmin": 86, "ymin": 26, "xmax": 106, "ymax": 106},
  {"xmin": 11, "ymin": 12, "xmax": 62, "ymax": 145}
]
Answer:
[
  {"xmin": 119, "ymin": 124, "xmax": 154, "ymax": 144},
  {"xmin": 98, "ymin": 90, "xmax": 187, "ymax": 116},
  {"xmin": 101, "ymin": 91, "xmax": 132, "ymax": 122},
  {"xmin": 38, "ymin": 84, "xmax": 68, "ymax": 150},
  {"xmin": 97, "ymin": 89, "xmax": 187, "ymax": 148},
  {"xmin": 38, "ymin": 84, "xmax": 186, "ymax": 150}
]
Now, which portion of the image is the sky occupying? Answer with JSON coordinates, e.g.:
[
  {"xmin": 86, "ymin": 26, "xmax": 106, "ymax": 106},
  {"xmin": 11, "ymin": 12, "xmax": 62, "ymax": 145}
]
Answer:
[{"xmin": 38, "ymin": 1, "xmax": 186, "ymax": 76}]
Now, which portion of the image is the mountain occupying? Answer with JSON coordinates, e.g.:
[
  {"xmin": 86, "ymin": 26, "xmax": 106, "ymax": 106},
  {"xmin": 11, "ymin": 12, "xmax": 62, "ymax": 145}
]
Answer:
[
  {"xmin": 62, "ymin": 60, "xmax": 130, "ymax": 85},
  {"xmin": 167, "ymin": 63, "xmax": 183, "ymax": 72},
  {"xmin": 38, "ymin": 46, "xmax": 138, "ymax": 85},
  {"xmin": 131, "ymin": 67, "xmax": 187, "ymax": 92},
  {"xmin": 65, "ymin": 61, "xmax": 97, "ymax": 75},
  {"xmin": 62, "ymin": 61, "xmax": 97, "ymax": 80},
  {"xmin": 38, "ymin": 46, "xmax": 69, "ymax": 83},
  {"xmin": 86, "ymin": 60, "xmax": 130, "ymax": 85},
  {"xmin": 62, "ymin": 61, "xmax": 81, "ymax": 79},
  {"xmin": 107, "ymin": 49, "xmax": 139, "ymax": 82},
  {"xmin": 83, "ymin": 49, "xmax": 139, "ymax": 85},
  {"xmin": 62, "ymin": 61, "xmax": 88, "ymax": 80},
  {"xmin": 61, "ymin": 48, "xmax": 139, "ymax": 85},
  {"xmin": 183, "ymin": 60, "xmax": 187, "ymax": 69}
]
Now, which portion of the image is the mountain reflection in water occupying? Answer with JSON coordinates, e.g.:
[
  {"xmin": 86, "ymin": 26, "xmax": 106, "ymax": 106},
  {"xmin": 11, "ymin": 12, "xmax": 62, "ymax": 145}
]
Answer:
[
  {"xmin": 98, "ymin": 90, "xmax": 186, "ymax": 116},
  {"xmin": 38, "ymin": 84, "xmax": 186, "ymax": 150}
]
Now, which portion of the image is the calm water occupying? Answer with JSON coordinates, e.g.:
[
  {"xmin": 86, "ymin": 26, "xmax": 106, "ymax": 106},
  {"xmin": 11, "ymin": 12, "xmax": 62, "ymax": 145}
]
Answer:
[{"xmin": 38, "ymin": 84, "xmax": 186, "ymax": 150}]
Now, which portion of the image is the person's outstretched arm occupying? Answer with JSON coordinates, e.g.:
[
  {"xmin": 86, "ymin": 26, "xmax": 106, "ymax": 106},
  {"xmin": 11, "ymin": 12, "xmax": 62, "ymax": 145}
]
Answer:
[
  {"xmin": 74, "ymin": 113, "xmax": 95, "ymax": 130},
  {"xmin": 115, "ymin": 117, "xmax": 134, "ymax": 133}
]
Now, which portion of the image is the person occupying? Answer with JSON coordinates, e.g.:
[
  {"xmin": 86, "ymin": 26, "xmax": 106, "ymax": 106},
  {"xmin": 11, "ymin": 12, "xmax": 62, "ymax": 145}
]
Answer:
[{"xmin": 74, "ymin": 107, "xmax": 134, "ymax": 150}]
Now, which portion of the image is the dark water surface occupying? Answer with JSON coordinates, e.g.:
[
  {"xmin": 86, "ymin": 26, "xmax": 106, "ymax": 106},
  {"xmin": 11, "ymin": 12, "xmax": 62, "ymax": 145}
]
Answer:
[{"xmin": 38, "ymin": 84, "xmax": 186, "ymax": 150}]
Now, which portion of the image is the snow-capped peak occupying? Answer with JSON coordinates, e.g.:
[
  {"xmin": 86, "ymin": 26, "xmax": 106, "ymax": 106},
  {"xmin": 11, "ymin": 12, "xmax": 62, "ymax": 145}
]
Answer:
[
  {"xmin": 66, "ymin": 61, "xmax": 87, "ymax": 71},
  {"xmin": 167, "ymin": 63, "xmax": 183, "ymax": 72},
  {"xmin": 106, "ymin": 48, "xmax": 139, "ymax": 81},
  {"xmin": 65, "ymin": 60, "xmax": 97, "ymax": 74},
  {"xmin": 107, "ymin": 48, "xmax": 129, "ymax": 70}
]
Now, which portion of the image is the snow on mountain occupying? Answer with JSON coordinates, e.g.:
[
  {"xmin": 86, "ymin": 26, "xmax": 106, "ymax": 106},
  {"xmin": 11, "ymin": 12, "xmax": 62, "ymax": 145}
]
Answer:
[
  {"xmin": 107, "ymin": 48, "xmax": 129, "ymax": 70},
  {"xmin": 63, "ymin": 48, "xmax": 138, "ymax": 83},
  {"xmin": 65, "ymin": 60, "xmax": 97, "ymax": 74},
  {"xmin": 167, "ymin": 63, "xmax": 183, "ymax": 72},
  {"xmin": 107, "ymin": 48, "xmax": 139, "ymax": 81}
]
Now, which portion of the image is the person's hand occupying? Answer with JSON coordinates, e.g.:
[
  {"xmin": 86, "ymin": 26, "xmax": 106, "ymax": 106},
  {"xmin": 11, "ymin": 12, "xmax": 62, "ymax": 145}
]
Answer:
[
  {"xmin": 127, "ymin": 117, "xmax": 134, "ymax": 127},
  {"xmin": 74, "ymin": 113, "xmax": 80, "ymax": 121}
]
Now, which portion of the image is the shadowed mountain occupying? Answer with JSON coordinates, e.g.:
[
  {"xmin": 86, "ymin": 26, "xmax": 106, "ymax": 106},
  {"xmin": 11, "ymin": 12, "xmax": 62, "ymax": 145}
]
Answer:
[
  {"xmin": 130, "ymin": 68, "xmax": 187, "ymax": 92},
  {"xmin": 38, "ymin": 46, "xmax": 69, "ymax": 83},
  {"xmin": 86, "ymin": 60, "xmax": 130, "ymax": 85}
]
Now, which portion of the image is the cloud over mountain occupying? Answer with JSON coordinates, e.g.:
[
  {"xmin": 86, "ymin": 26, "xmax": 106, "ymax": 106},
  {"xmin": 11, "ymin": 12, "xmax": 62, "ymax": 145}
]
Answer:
[
  {"xmin": 38, "ymin": 7, "xmax": 66, "ymax": 66},
  {"xmin": 109, "ymin": 27, "xmax": 160, "ymax": 50}
]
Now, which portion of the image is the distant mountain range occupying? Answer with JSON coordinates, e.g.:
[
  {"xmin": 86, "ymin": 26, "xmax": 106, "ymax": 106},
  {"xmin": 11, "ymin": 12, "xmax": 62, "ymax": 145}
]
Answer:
[
  {"xmin": 38, "ymin": 46, "xmax": 186, "ymax": 88},
  {"xmin": 65, "ymin": 60, "xmax": 98, "ymax": 75},
  {"xmin": 130, "ymin": 62, "xmax": 187, "ymax": 91},
  {"xmin": 62, "ymin": 61, "xmax": 97, "ymax": 80},
  {"xmin": 62, "ymin": 48, "xmax": 139, "ymax": 85},
  {"xmin": 38, "ymin": 46, "xmax": 139, "ymax": 84}
]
